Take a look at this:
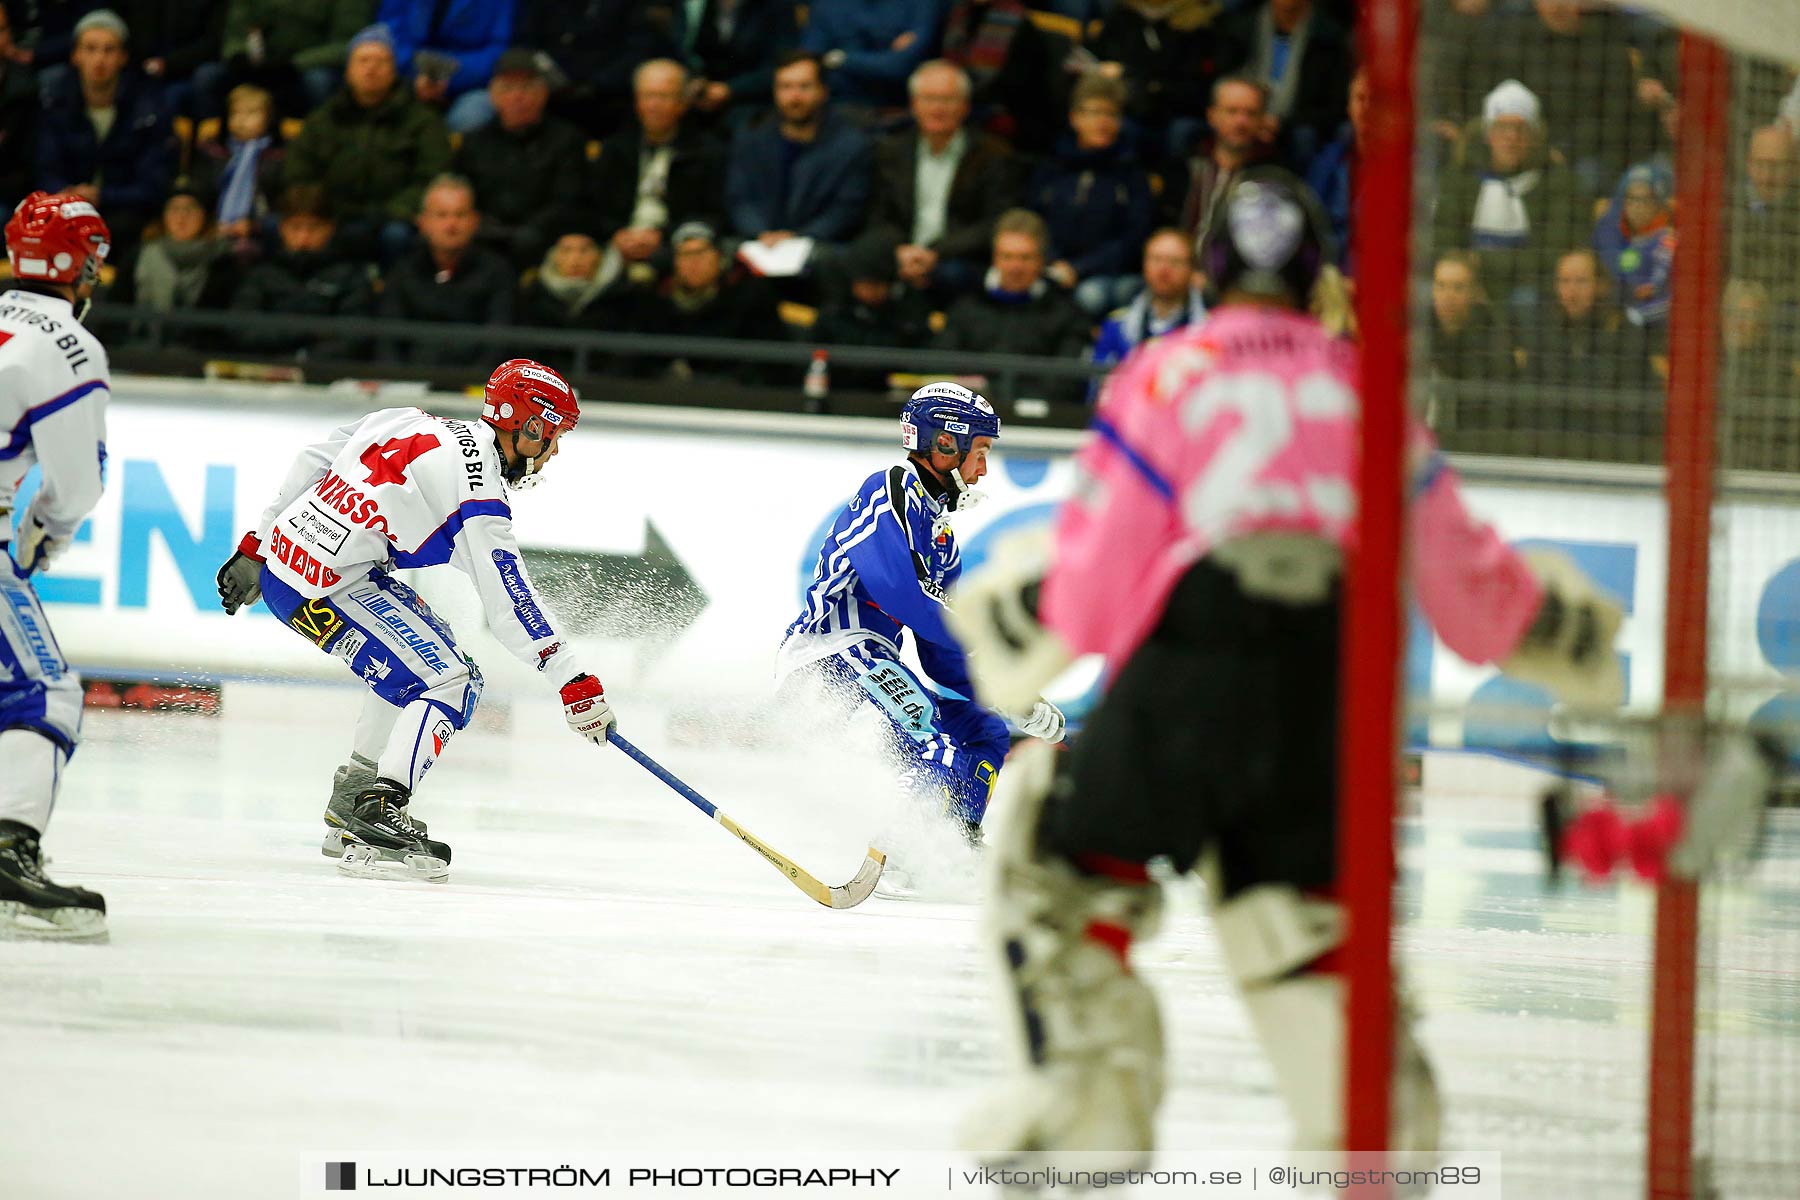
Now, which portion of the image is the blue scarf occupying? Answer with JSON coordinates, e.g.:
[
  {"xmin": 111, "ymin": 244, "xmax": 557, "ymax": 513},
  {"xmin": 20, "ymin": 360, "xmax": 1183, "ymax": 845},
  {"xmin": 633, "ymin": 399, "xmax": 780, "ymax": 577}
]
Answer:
[{"xmin": 217, "ymin": 136, "xmax": 271, "ymax": 225}]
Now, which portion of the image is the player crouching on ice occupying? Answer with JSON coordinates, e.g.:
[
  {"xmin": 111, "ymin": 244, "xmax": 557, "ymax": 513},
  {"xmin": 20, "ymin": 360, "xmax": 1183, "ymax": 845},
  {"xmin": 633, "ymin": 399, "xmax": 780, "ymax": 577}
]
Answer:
[
  {"xmin": 776, "ymin": 384, "xmax": 1066, "ymax": 854},
  {"xmin": 950, "ymin": 170, "xmax": 1624, "ymax": 1164},
  {"xmin": 214, "ymin": 359, "xmax": 618, "ymax": 882}
]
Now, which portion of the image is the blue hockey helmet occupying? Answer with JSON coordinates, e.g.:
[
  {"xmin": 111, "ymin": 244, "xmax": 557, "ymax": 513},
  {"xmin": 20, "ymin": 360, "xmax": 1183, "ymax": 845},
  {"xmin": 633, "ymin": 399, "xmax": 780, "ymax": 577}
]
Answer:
[{"xmin": 901, "ymin": 382, "xmax": 1000, "ymax": 460}]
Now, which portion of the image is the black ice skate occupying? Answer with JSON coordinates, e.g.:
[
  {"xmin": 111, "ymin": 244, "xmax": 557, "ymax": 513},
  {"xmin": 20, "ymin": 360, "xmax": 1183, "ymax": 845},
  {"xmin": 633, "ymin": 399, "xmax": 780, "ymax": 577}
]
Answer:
[
  {"xmin": 335, "ymin": 781, "xmax": 451, "ymax": 883},
  {"xmin": 0, "ymin": 819, "xmax": 107, "ymax": 941},
  {"xmin": 321, "ymin": 756, "xmax": 426, "ymax": 856}
]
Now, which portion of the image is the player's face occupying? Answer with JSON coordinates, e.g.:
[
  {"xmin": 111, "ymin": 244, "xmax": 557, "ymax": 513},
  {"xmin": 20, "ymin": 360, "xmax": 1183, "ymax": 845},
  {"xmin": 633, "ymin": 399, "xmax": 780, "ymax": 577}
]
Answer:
[{"xmin": 958, "ymin": 436, "xmax": 994, "ymax": 487}]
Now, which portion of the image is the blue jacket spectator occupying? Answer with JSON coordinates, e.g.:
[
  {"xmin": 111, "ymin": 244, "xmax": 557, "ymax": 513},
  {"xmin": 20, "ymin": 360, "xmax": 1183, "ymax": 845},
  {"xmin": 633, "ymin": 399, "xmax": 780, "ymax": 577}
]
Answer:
[
  {"xmin": 800, "ymin": 0, "xmax": 941, "ymax": 110},
  {"xmin": 37, "ymin": 15, "xmax": 171, "ymax": 251},
  {"xmin": 1593, "ymin": 161, "xmax": 1676, "ymax": 329},
  {"xmin": 376, "ymin": 0, "xmax": 514, "ymax": 132},
  {"xmin": 725, "ymin": 52, "xmax": 872, "ymax": 245},
  {"xmin": 1088, "ymin": 227, "xmax": 1204, "ymax": 395},
  {"xmin": 1028, "ymin": 75, "xmax": 1154, "ymax": 319}
]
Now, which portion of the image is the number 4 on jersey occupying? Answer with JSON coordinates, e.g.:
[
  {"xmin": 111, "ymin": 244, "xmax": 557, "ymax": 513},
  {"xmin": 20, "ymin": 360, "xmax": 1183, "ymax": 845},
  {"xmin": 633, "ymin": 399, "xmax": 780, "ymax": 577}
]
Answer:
[{"xmin": 360, "ymin": 434, "xmax": 440, "ymax": 487}]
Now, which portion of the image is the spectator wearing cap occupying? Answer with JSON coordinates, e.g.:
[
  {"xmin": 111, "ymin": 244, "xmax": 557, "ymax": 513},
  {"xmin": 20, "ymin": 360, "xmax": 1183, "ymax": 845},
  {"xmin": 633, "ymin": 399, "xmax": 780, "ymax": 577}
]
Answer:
[
  {"xmin": 1524, "ymin": 247, "xmax": 1652, "ymax": 392},
  {"xmin": 800, "ymin": 0, "xmax": 942, "ymax": 115},
  {"xmin": 933, "ymin": 208, "xmax": 1091, "ymax": 405},
  {"xmin": 374, "ymin": 0, "xmax": 515, "ymax": 134},
  {"xmin": 939, "ymin": 0, "xmax": 1060, "ymax": 158},
  {"xmin": 1089, "ymin": 227, "xmax": 1204, "ymax": 378},
  {"xmin": 518, "ymin": 231, "xmax": 617, "ymax": 334},
  {"xmin": 682, "ymin": 0, "xmax": 802, "ymax": 132},
  {"xmin": 1593, "ymin": 161, "xmax": 1675, "ymax": 331},
  {"xmin": 284, "ymin": 22, "xmax": 451, "ymax": 264},
  {"xmin": 724, "ymin": 51, "xmax": 873, "ymax": 263},
  {"xmin": 1736, "ymin": 125, "xmax": 1800, "ymax": 302},
  {"xmin": 1175, "ymin": 76, "xmax": 1274, "ymax": 256},
  {"xmin": 452, "ymin": 46, "xmax": 588, "ymax": 269},
  {"xmin": 1215, "ymin": 0, "xmax": 1351, "ymax": 173},
  {"xmin": 592, "ymin": 58, "xmax": 725, "ymax": 290},
  {"xmin": 37, "ymin": 8, "xmax": 173, "ymax": 257},
  {"xmin": 378, "ymin": 173, "xmax": 515, "ymax": 363},
  {"xmin": 1431, "ymin": 78, "xmax": 1588, "ymax": 311},
  {"xmin": 856, "ymin": 59, "xmax": 1018, "ymax": 302},
  {"xmin": 812, "ymin": 236, "xmax": 932, "ymax": 392},
  {"xmin": 213, "ymin": 0, "xmax": 372, "ymax": 120},
  {"xmin": 188, "ymin": 82, "xmax": 286, "ymax": 255},
  {"xmin": 229, "ymin": 182, "xmax": 376, "ymax": 359},
  {"xmin": 1305, "ymin": 65, "xmax": 1365, "ymax": 272},
  {"xmin": 1028, "ymin": 72, "xmax": 1155, "ymax": 319},
  {"xmin": 1088, "ymin": 0, "xmax": 1221, "ymax": 161},
  {"xmin": 0, "ymin": 5, "xmax": 40, "ymax": 209},
  {"xmin": 131, "ymin": 179, "xmax": 235, "ymax": 326},
  {"xmin": 633, "ymin": 220, "xmax": 787, "ymax": 383}
]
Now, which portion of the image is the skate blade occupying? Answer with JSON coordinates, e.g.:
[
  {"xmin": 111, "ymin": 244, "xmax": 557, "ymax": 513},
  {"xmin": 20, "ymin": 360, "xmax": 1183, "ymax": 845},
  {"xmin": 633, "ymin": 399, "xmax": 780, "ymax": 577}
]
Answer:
[
  {"xmin": 0, "ymin": 900, "xmax": 109, "ymax": 942},
  {"xmin": 337, "ymin": 842, "xmax": 449, "ymax": 883},
  {"xmin": 321, "ymin": 828, "xmax": 351, "ymax": 858}
]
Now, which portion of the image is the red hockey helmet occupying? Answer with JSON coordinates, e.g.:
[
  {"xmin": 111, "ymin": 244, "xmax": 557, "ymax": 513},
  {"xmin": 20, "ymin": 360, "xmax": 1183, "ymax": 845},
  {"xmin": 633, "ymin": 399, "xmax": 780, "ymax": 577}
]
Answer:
[
  {"xmin": 482, "ymin": 358, "xmax": 579, "ymax": 435},
  {"xmin": 6, "ymin": 192, "xmax": 112, "ymax": 288}
]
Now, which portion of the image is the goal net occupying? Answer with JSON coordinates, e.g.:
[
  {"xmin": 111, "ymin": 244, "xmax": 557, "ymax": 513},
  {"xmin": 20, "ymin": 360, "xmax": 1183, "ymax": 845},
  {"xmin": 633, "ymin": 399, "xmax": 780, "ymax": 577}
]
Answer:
[{"xmin": 1347, "ymin": 3, "xmax": 1800, "ymax": 1196}]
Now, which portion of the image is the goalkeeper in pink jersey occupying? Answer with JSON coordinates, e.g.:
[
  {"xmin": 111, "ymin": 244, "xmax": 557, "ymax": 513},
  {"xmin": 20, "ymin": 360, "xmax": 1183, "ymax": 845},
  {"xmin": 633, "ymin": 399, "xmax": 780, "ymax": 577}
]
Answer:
[{"xmin": 950, "ymin": 169, "xmax": 1624, "ymax": 1161}]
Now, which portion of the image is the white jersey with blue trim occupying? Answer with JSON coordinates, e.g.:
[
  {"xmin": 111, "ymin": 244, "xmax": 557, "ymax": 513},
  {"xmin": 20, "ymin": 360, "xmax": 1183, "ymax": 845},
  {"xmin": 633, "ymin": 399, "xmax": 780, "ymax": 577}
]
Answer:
[
  {"xmin": 777, "ymin": 462, "xmax": 975, "ymax": 696},
  {"xmin": 257, "ymin": 407, "xmax": 590, "ymax": 683},
  {"xmin": 0, "ymin": 289, "xmax": 109, "ymax": 546}
]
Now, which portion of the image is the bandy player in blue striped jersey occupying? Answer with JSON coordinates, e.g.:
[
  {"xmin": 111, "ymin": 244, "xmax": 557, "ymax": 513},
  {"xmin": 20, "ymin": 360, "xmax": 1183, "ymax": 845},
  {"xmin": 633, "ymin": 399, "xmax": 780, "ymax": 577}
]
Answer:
[
  {"xmin": 776, "ymin": 383, "xmax": 1066, "ymax": 848},
  {"xmin": 214, "ymin": 359, "xmax": 618, "ymax": 882}
]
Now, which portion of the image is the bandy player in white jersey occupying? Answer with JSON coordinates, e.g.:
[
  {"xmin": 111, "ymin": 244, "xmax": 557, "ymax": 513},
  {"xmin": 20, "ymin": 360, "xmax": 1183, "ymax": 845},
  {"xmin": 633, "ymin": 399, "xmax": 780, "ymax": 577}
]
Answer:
[
  {"xmin": 214, "ymin": 359, "xmax": 618, "ymax": 882},
  {"xmin": 951, "ymin": 171, "xmax": 1625, "ymax": 1163},
  {"xmin": 0, "ymin": 192, "xmax": 113, "ymax": 939}
]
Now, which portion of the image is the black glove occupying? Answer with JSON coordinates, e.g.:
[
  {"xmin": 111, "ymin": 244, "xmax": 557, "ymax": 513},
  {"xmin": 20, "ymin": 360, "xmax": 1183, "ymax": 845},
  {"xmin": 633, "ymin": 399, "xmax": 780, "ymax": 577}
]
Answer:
[{"xmin": 217, "ymin": 531, "xmax": 266, "ymax": 615}]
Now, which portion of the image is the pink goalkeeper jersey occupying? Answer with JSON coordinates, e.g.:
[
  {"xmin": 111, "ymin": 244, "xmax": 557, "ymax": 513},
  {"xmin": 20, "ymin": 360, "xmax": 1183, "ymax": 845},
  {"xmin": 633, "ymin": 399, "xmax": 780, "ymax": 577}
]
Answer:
[{"xmin": 1040, "ymin": 304, "xmax": 1544, "ymax": 671}]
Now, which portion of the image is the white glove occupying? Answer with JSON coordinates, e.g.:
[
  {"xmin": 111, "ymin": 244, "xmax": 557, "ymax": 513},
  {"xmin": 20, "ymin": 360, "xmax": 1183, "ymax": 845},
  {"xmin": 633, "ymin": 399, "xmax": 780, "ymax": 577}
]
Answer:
[
  {"xmin": 1009, "ymin": 699, "xmax": 1066, "ymax": 744},
  {"xmin": 947, "ymin": 526, "xmax": 1074, "ymax": 713},
  {"xmin": 13, "ymin": 510, "xmax": 69, "ymax": 575},
  {"xmin": 1500, "ymin": 548, "xmax": 1625, "ymax": 708},
  {"xmin": 559, "ymin": 673, "xmax": 617, "ymax": 744}
]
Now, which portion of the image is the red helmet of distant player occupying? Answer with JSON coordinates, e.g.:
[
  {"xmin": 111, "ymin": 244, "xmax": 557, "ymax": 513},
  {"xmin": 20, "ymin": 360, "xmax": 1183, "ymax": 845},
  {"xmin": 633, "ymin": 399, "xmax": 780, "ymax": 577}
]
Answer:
[
  {"xmin": 6, "ymin": 191, "xmax": 112, "ymax": 291},
  {"xmin": 482, "ymin": 358, "xmax": 578, "ymax": 489}
]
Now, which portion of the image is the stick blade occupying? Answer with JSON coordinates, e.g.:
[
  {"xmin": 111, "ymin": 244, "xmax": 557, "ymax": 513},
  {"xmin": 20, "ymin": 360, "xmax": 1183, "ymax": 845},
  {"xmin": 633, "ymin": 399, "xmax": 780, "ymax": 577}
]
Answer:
[{"xmin": 825, "ymin": 847, "xmax": 887, "ymax": 910}]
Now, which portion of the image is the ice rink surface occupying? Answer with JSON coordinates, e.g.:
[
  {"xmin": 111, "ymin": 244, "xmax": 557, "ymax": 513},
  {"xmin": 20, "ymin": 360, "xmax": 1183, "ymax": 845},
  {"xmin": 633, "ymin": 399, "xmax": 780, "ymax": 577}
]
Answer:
[{"xmin": 3, "ymin": 682, "xmax": 1797, "ymax": 1199}]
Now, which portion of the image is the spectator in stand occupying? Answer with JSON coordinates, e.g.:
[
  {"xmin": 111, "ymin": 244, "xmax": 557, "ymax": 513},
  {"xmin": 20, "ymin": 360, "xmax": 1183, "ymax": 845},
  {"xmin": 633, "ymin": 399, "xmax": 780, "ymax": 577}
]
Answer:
[
  {"xmin": 811, "ymin": 236, "xmax": 931, "ymax": 391},
  {"xmin": 378, "ymin": 173, "xmax": 515, "ymax": 363},
  {"xmin": 1089, "ymin": 227, "xmax": 1205, "ymax": 376},
  {"xmin": 1525, "ymin": 247, "xmax": 1651, "ymax": 390},
  {"xmin": 856, "ymin": 59, "xmax": 1017, "ymax": 302},
  {"xmin": 1722, "ymin": 278, "xmax": 1800, "ymax": 401},
  {"xmin": 1088, "ymin": 0, "xmax": 1221, "ymax": 161},
  {"xmin": 634, "ymin": 219, "xmax": 785, "ymax": 383},
  {"xmin": 214, "ymin": 0, "xmax": 370, "ymax": 120},
  {"xmin": 681, "ymin": 0, "xmax": 800, "ymax": 132},
  {"xmin": 376, "ymin": 0, "xmax": 513, "ymax": 134},
  {"xmin": 8, "ymin": 0, "xmax": 102, "ymax": 92},
  {"xmin": 1426, "ymin": 249, "xmax": 1516, "ymax": 384},
  {"xmin": 114, "ymin": 0, "xmax": 223, "ymax": 118},
  {"xmin": 518, "ymin": 231, "xmax": 615, "ymax": 332},
  {"xmin": 1175, "ymin": 75, "xmax": 1273, "ymax": 255},
  {"xmin": 452, "ymin": 47, "xmax": 587, "ymax": 270},
  {"xmin": 800, "ymin": 0, "xmax": 942, "ymax": 116},
  {"xmin": 1432, "ymin": 79, "xmax": 1588, "ymax": 311},
  {"xmin": 1029, "ymin": 72, "xmax": 1155, "ymax": 318},
  {"xmin": 724, "ymin": 51, "xmax": 873, "ymax": 268},
  {"xmin": 592, "ymin": 58, "xmax": 725, "ymax": 291},
  {"xmin": 284, "ymin": 22, "xmax": 450, "ymax": 265},
  {"xmin": 1306, "ymin": 64, "xmax": 1365, "ymax": 272},
  {"xmin": 1593, "ymin": 161, "xmax": 1675, "ymax": 332},
  {"xmin": 933, "ymin": 208, "xmax": 1091, "ymax": 405},
  {"xmin": 1737, "ymin": 124, "xmax": 1799, "ymax": 301},
  {"xmin": 189, "ymin": 83, "xmax": 285, "ymax": 259},
  {"xmin": 37, "ymin": 8, "xmax": 172, "ymax": 257},
  {"xmin": 229, "ymin": 183, "xmax": 375, "ymax": 358},
  {"xmin": 515, "ymin": 0, "xmax": 679, "ymax": 138},
  {"xmin": 0, "ymin": 5, "xmax": 40, "ymax": 207},
  {"xmin": 1216, "ymin": 0, "xmax": 1351, "ymax": 173},
  {"xmin": 133, "ymin": 181, "xmax": 234, "ymax": 325},
  {"xmin": 939, "ymin": 0, "xmax": 1059, "ymax": 158}
]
